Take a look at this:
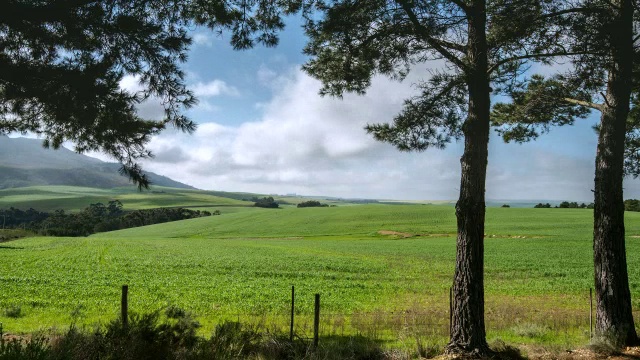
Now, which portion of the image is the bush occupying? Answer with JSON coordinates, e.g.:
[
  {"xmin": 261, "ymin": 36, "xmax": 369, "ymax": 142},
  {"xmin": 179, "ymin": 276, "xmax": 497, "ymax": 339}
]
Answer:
[
  {"xmin": 253, "ymin": 197, "xmax": 279, "ymax": 208},
  {"xmin": 533, "ymin": 203, "xmax": 551, "ymax": 208},
  {"xmin": 0, "ymin": 310, "xmax": 404, "ymax": 360},
  {"xmin": 3, "ymin": 305, "xmax": 23, "ymax": 318},
  {"xmin": 297, "ymin": 201, "xmax": 329, "ymax": 208}
]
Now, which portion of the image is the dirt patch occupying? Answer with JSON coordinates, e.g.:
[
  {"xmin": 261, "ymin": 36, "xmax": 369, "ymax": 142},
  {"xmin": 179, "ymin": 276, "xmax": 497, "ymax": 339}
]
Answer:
[
  {"xmin": 378, "ymin": 230, "xmax": 414, "ymax": 238},
  {"xmin": 485, "ymin": 234, "xmax": 546, "ymax": 239},
  {"xmin": 378, "ymin": 230, "xmax": 455, "ymax": 238},
  {"xmin": 433, "ymin": 346, "xmax": 640, "ymax": 360},
  {"xmin": 522, "ymin": 345, "xmax": 640, "ymax": 360}
]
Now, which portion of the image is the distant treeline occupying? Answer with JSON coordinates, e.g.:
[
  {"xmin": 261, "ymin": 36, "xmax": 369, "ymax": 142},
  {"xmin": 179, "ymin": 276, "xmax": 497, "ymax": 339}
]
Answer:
[
  {"xmin": 534, "ymin": 200, "xmax": 640, "ymax": 211},
  {"xmin": 534, "ymin": 202, "xmax": 594, "ymax": 209},
  {"xmin": 0, "ymin": 200, "xmax": 216, "ymax": 237}
]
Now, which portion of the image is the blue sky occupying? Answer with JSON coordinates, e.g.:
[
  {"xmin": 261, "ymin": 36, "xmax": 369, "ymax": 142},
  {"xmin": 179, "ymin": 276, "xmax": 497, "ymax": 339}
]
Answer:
[{"xmin": 94, "ymin": 20, "xmax": 640, "ymax": 201}]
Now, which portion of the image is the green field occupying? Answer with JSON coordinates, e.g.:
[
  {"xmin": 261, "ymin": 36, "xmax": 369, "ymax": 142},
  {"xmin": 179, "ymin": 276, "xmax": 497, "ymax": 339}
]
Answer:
[{"xmin": 1, "ymin": 195, "xmax": 640, "ymax": 348}]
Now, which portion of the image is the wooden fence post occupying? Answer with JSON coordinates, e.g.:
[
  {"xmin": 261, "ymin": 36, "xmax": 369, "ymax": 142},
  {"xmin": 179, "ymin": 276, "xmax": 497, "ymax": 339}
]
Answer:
[
  {"xmin": 313, "ymin": 293, "xmax": 320, "ymax": 350},
  {"xmin": 121, "ymin": 285, "xmax": 129, "ymax": 329},
  {"xmin": 449, "ymin": 287, "xmax": 453, "ymax": 337},
  {"xmin": 290, "ymin": 285, "xmax": 295, "ymax": 341},
  {"xmin": 590, "ymin": 288, "xmax": 593, "ymax": 340}
]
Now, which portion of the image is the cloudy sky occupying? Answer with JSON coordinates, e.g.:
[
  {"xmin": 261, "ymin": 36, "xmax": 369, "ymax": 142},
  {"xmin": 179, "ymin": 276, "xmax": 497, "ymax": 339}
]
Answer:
[{"xmin": 89, "ymin": 19, "xmax": 640, "ymax": 201}]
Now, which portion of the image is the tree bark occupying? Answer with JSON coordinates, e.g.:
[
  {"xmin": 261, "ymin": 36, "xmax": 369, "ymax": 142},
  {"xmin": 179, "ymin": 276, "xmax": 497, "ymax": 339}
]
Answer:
[
  {"xmin": 446, "ymin": 0, "xmax": 490, "ymax": 355},
  {"xmin": 593, "ymin": 0, "xmax": 638, "ymax": 347}
]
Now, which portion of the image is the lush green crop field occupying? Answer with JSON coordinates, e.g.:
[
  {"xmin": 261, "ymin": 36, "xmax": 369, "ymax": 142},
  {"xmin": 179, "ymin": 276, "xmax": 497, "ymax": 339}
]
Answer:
[
  {"xmin": 0, "ymin": 185, "xmax": 252, "ymax": 211},
  {"xmin": 1, "ymin": 204, "xmax": 640, "ymax": 347}
]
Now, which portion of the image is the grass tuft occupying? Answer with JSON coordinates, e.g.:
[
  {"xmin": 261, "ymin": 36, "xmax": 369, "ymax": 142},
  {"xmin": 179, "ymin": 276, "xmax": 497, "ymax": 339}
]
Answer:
[{"xmin": 3, "ymin": 305, "xmax": 23, "ymax": 319}]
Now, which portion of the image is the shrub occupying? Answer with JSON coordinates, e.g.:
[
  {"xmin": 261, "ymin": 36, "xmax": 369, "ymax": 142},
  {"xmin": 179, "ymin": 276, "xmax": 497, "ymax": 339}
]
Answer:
[
  {"xmin": 253, "ymin": 197, "xmax": 279, "ymax": 208},
  {"xmin": 297, "ymin": 201, "xmax": 329, "ymax": 208},
  {"xmin": 3, "ymin": 305, "xmax": 23, "ymax": 318}
]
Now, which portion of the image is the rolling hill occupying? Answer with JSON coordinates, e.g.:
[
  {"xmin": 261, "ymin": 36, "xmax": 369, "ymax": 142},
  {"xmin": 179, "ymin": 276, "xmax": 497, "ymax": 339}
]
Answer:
[{"xmin": 0, "ymin": 136, "xmax": 194, "ymax": 189}]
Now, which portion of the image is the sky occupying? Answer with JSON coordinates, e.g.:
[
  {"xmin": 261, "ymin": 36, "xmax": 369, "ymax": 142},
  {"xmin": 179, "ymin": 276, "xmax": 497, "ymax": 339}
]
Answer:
[{"xmin": 81, "ymin": 19, "xmax": 640, "ymax": 201}]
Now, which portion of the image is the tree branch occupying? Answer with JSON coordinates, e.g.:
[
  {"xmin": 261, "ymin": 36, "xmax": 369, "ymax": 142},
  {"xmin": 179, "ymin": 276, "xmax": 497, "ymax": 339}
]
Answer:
[
  {"xmin": 488, "ymin": 51, "xmax": 603, "ymax": 74},
  {"xmin": 449, "ymin": 0, "xmax": 469, "ymax": 14},
  {"xmin": 394, "ymin": 0, "xmax": 466, "ymax": 69},
  {"xmin": 537, "ymin": 6, "xmax": 608, "ymax": 20},
  {"xmin": 562, "ymin": 97, "xmax": 604, "ymax": 111}
]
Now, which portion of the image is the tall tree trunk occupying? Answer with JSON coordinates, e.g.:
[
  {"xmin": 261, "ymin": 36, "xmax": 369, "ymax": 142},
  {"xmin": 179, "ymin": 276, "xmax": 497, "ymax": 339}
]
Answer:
[
  {"xmin": 593, "ymin": 0, "xmax": 638, "ymax": 347},
  {"xmin": 446, "ymin": 0, "xmax": 490, "ymax": 355}
]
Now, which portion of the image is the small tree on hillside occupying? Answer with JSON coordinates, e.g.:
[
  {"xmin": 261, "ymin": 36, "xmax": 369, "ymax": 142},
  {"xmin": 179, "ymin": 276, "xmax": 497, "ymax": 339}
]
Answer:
[{"xmin": 253, "ymin": 197, "xmax": 279, "ymax": 209}]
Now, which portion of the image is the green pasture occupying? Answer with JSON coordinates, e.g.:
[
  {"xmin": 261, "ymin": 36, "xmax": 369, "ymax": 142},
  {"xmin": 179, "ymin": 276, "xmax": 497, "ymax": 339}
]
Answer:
[
  {"xmin": 1, "ymin": 203, "xmax": 640, "ymax": 347},
  {"xmin": 0, "ymin": 185, "xmax": 252, "ymax": 212}
]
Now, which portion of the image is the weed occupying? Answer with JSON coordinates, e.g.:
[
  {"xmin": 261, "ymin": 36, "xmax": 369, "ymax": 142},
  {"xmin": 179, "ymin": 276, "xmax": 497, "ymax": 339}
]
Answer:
[
  {"xmin": 3, "ymin": 305, "xmax": 22, "ymax": 319},
  {"xmin": 511, "ymin": 323, "xmax": 550, "ymax": 338}
]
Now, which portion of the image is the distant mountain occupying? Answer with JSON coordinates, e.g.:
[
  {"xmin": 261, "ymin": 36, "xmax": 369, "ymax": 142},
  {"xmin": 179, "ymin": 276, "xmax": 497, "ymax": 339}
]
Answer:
[{"xmin": 0, "ymin": 136, "xmax": 195, "ymax": 190}]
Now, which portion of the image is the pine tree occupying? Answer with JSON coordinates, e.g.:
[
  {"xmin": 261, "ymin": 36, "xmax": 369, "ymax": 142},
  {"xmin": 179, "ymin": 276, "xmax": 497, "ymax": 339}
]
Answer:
[
  {"xmin": 0, "ymin": 0, "xmax": 289, "ymax": 188},
  {"xmin": 492, "ymin": 0, "xmax": 639, "ymax": 346},
  {"xmin": 301, "ymin": 0, "xmax": 570, "ymax": 354}
]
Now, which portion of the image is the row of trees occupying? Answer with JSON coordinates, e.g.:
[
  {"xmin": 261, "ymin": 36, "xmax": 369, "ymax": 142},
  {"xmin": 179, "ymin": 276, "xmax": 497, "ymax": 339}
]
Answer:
[
  {"xmin": 0, "ymin": 201, "xmax": 214, "ymax": 237},
  {"xmin": 3, "ymin": 0, "xmax": 639, "ymax": 354},
  {"xmin": 297, "ymin": 200, "xmax": 329, "ymax": 208},
  {"xmin": 533, "ymin": 202, "xmax": 595, "ymax": 209}
]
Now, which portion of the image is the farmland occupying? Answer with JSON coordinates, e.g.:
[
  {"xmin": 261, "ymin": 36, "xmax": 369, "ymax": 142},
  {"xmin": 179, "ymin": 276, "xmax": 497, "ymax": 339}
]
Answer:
[{"xmin": 1, "ymin": 188, "xmax": 640, "ymax": 348}]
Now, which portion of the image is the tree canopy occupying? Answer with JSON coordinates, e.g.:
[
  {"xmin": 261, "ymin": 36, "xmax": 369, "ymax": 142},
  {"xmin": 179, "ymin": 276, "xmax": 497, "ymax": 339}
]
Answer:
[
  {"xmin": 301, "ymin": 0, "xmax": 576, "ymax": 354},
  {"xmin": 492, "ymin": 0, "xmax": 640, "ymax": 345},
  {"xmin": 0, "ymin": 0, "xmax": 293, "ymax": 188}
]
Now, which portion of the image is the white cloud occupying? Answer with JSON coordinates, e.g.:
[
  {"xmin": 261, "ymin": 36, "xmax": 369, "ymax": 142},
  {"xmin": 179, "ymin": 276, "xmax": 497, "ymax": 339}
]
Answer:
[
  {"xmin": 192, "ymin": 33, "xmax": 213, "ymax": 47},
  {"xmin": 191, "ymin": 80, "xmax": 239, "ymax": 97},
  {"xmin": 130, "ymin": 66, "xmax": 640, "ymax": 201}
]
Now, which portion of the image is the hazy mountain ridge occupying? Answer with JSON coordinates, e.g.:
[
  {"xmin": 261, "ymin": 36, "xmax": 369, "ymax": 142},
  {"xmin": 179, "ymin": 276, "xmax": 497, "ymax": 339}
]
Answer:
[{"xmin": 0, "ymin": 136, "xmax": 195, "ymax": 190}]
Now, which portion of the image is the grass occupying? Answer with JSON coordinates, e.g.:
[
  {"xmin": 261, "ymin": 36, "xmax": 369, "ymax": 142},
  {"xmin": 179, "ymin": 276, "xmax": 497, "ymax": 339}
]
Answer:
[
  {"xmin": 1, "ymin": 203, "xmax": 640, "ymax": 350},
  {"xmin": 0, "ymin": 186, "xmax": 252, "ymax": 212}
]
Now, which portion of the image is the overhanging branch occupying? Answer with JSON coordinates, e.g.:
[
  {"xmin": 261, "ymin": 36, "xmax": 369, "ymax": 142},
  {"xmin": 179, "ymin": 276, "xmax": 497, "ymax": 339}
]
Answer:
[
  {"xmin": 562, "ymin": 97, "xmax": 604, "ymax": 111},
  {"xmin": 488, "ymin": 50, "xmax": 604, "ymax": 74},
  {"xmin": 394, "ymin": 0, "xmax": 467, "ymax": 70}
]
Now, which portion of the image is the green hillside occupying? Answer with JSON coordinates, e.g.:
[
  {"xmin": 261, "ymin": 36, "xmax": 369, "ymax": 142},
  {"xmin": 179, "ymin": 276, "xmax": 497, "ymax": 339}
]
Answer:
[
  {"xmin": 0, "ymin": 186, "xmax": 251, "ymax": 212},
  {"xmin": 0, "ymin": 136, "xmax": 194, "ymax": 189},
  {"xmin": 2, "ymin": 204, "xmax": 640, "ymax": 346}
]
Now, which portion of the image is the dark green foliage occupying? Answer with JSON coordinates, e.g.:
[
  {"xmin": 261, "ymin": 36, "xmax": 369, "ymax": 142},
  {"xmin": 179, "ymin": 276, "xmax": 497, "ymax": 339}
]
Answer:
[
  {"xmin": 534, "ymin": 203, "xmax": 552, "ymax": 208},
  {"xmin": 501, "ymin": 204, "xmax": 510, "ymax": 208},
  {"xmin": 0, "ymin": 311, "xmax": 391, "ymax": 360},
  {"xmin": 3, "ymin": 304, "xmax": 23, "ymax": 318},
  {"xmin": 297, "ymin": 200, "xmax": 329, "ymax": 208},
  {"xmin": 0, "ymin": 1, "xmax": 295, "ymax": 189},
  {"xmin": 0, "ymin": 201, "xmax": 212, "ymax": 237},
  {"xmin": 0, "ymin": 336, "xmax": 49, "ymax": 360},
  {"xmin": 556, "ymin": 202, "xmax": 593, "ymax": 209},
  {"xmin": 624, "ymin": 199, "xmax": 640, "ymax": 212},
  {"xmin": 253, "ymin": 197, "xmax": 279, "ymax": 209},
  {"xmin": 492, "ymin": 75, "xmax": 592, "ymax": 143}
]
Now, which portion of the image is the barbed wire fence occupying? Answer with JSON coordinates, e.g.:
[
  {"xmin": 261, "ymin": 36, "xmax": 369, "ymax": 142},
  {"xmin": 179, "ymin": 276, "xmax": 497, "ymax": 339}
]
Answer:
[{"xmin": 3, "ymin": 283, "xmax": 631, "ymax": 346}]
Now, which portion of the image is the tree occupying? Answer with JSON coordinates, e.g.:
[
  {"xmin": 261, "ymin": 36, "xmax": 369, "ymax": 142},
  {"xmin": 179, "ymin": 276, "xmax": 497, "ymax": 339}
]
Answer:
[
  {"xmin": 253, "ymin": 196, "xmax": 279, "ymax": 208},
  {"xmin": 0, "ymin": 0, "xmax": 288, "ymax": 188},
  {"xmin": 302, "ymin": 0, "xmax": 567, "ymax": 354},
  {"xmin": 297, "ymin": 200, "xmax": 328, "ymax": 207},
  {"xmin": 624, "ymin": 199, "xmax": 640, "ymax": 212},
  {"xmin": 492, "ymin": 0, "xmax": 639, "ymax": 346},
  {"xmin": 534, "ymin": 203, "xmax": 552, "ymax": 208}
]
